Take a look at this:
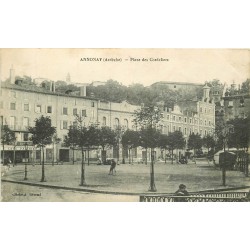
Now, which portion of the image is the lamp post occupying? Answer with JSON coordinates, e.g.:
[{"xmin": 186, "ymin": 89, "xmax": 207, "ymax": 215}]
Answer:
[
  {"xmin": 24, "ymin": 142, "xmax": 28, "ymax": 180},
  {"xmin": 115, "ymin": 125, "xmax": 125, "ymax": 164}
]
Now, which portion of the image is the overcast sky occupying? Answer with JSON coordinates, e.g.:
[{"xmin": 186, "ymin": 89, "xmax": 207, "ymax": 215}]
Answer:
[{"xmin": 1, "ymin": 48, "xmax": 249, "ymax": 87}]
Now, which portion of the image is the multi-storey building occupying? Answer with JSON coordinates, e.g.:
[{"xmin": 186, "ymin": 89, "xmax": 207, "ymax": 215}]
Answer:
[
  {"xmin": 0, "ymin": 75, "xmax": 215, "ymax": 164},
  {"xmin": 159, "ymin": 84, "xmax": 215, "ymax": 157},
  {"xmin": 223, "ymin": 94, "xmax": 250, "ymax": 121},
  {"xmin": 0, "ymin": 81, "xmax": 139, "ymax": 164}
]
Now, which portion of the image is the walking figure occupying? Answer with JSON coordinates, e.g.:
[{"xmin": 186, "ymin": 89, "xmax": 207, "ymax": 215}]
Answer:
[{"xmin": 109, "ymin": 159, "xmax": 116, "ymax": 175}]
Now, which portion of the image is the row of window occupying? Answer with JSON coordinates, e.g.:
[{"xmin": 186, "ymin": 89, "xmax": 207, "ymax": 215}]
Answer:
[
  {"xmin": 10, "ymin": 102, "xmax": 89, "ymax": 117},
  {"xmin": 9, "ymin": 91, "xmax": 96, "ymax": 106},
  {"xmin": 200, "ymin": 107, "xmax": 213, "ymax": 113},
  {"xmin": 167, "ymin": 125, "xmax": 211, "ymax": 136},
  {"xmin": 5, "ymin": 115, "xmax": 131, "ymax": 131},
  {"xmin": 166, "ymin": 115, "xmax": 212, "ymax": 126}
]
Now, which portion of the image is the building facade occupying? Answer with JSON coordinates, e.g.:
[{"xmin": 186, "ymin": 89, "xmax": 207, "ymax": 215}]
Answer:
[
  {"xmin": 0, "ymin": 82, "xmax": 139, "ymax": 164},
  {"xmin": 0, "ymin": 79, "xmax": 215, "ymax": 164},
  {"xmin": 160, "ymin": 84, "xmax": 215, "ymax": 157}
]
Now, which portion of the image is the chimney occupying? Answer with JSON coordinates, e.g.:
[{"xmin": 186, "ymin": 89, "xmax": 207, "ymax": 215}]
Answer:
[
  {"xmin": 10, "ymin": 65, "xmax": 15, "ymax": 84},
  {"xmin": 80, "ymin": 85, "xmax": 87, "ymax": 97}
]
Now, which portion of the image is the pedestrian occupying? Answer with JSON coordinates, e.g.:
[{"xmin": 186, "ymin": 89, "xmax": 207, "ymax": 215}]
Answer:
[
  {"xmin": 174, "ymin": 184, "xmax": 189, "ymax": 202},
  {"xmin": 109, "ymin": 159, "xmax": 116, "ymax": 175},
  {"xmin": 7, "ymin": 158, "xmax": 12, "ymax": 170}
]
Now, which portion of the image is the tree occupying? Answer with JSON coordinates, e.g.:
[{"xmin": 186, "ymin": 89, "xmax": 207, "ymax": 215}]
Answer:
[
  {"xmin": 202, "ymin": 134, "xmax": 216, "ymax": 155},
  {"xmin": 28, "ymin": 116, "xmax": 56, "ymax": 182},
  {"xmin": 97, "ymin": 126, "xmax": 117, "ymax": 164},
  {"xmin": 73, "ymin": 115, "xmax": 88, "ymax": 186},
  {"xmin": 121, "ymin": 130, "xmax": 140, "ymax": 164},
  {"xmin": 52, "ymin": 134, "xmax": 61, "ymax": 165},
  {"xmin": 240, "ymin": 79, "xmax": 250, "ymax": 94},
  {"xmin": 187, "ymin": 133, "xmax": 203, "ymax": 162},
  {"xmin": 55, "ymin": 81, "xmax": 80, "ymax": 94},
  {"xmin": 214, "ymin": 110, "xmax": 225, "ymax": 151},
  {"xmin": 138, "ymin": 126, "xmax": 162, "ymax": 164},
  {"xmin": 227, "ymin": 118, "xmax": 249, "ymax": 150},
  {"xmin": 133, "ymin": 105, "xmax": 163, "ymax": 192},
  {"xmin": 64, "ymin": 125, "xmax": 79, "ymax": 165},
  {"xmin": 166, "ymin": 131, "xmax": 186, "ymax": 164},
  {"xmin": 1, "ymin": 125, "xmax": 16, "ymax": 165},
  {"xmin": 158, "ymin": 134, "xmax": 169, "ymax": 163},
  {"xmin": 85, "ymin": 125, "xmax": 99, "ymax": 165},
  {"xmin": 87, "ymin": 79, "xmax": 127, "ymax": 102}
]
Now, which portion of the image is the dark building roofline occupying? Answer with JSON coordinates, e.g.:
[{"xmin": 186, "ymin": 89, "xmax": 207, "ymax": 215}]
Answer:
[
  {"xmin": 1, "ymin": 82, "xmax": 98, "ymax": 101},
  {"xmin": 151, "ymin": 81, "xmax": 204, "ymax": 87}
]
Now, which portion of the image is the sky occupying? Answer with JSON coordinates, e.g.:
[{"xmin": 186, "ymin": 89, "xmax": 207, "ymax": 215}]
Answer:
[{"xmin": 0, "ymin": 48, "xmax": 249, "ymax": 87}]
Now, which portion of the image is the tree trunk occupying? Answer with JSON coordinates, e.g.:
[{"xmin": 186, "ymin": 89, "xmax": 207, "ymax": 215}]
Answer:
[
  {"xmin": 171, "ymin": 149, "xmax": 174, "ymax": 164},
  {"xmin": 145, "ymin": 148, "xmax": 148, "ymax": 165},
  {"xmin": 40, "ymin": 148, "xmax": 42, "ymax": 165},
  {"xmin": 194, "ymin": 149, "xmax": 196, "ymax": 164},
  {"xmin": 101, "ymin": 148, "xmax": 106, "ymax": 164},
  {"xmin": 12, "ymin": 144, "xmax": 16, "ymax": 167},
  {"xmin": 80, "ymin": 148, "xmax": 86, "ymax": 186},
  {"xmin": 128, "ymin": 148, "xmax": 131, "ymax": 164},
  {"xmin": 87, "ymin": 148, "xmax": 90, "ymax": 166},
  {"xmin": 52, "ymin": 143, "xmax": 54, "ymax": 166},
  {"xmin": 41, "ymin": 147, "xmax": 46, "ymax": 182},
  {"xmin": 2, "ymin": 143, "xmax": 5, "ymax": 165},
  {"xmin": 164, "ymin": 149, "xmax": 167, "ymax": 164},
  {"xmin": 56, "ymin": 144, "xmax": 58, "ymax": 165},
  {"xmin": 72, "ymin": 147, "xmax": 75, "ymax": 165},
  {"xmin": 149, "ymin": 148, "xmax": 157, "ymax": 192},
  {"xmin": 222, "ymin": 143, "xmax": 226, "ymax": 186},
  {"xmin": 117, "ymin": 140, "xmax": 119, "ymax": 163},
  {"xmin": 131, "ymin": 149, "xmax": 133, "ymax": 164}
]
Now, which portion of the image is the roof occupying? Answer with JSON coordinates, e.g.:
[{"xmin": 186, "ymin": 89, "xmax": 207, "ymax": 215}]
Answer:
[
  {"xmin": 151, "ymin": 81, "xmax": 203, "ymax": 87},
  {"xmin": 0, "ymin": 82, "xmax": 98, "ymax": 101}
]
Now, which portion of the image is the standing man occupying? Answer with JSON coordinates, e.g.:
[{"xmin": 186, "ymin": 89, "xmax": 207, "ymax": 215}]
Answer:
[{"xmin": 109, "ymin": 159, "xmax": 117, "ymax": 175}]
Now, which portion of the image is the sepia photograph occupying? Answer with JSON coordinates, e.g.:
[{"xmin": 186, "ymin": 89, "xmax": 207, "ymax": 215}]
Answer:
[
  {"xmin": 0, "ymin": 48, "xmax": 249, "ymax": 202},
  {"xmin": 1, "ymin": 2, "xmax": 250, "ymax": 250}
]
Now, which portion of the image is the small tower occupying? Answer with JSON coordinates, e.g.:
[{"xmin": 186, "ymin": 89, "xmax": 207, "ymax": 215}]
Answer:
[
  {"xmin": 10, "ymin": 65, "xmax": 15, "ymax": 84},
  {"xmin": 66, "ymin": 73, "xmax": 71, "ymax": 83},
  {"xmin": 202, "ymin": 83, "xmax": 210, "ymax": 102}
]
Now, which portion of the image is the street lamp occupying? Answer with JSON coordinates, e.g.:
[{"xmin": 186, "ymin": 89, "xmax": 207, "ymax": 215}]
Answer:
[
  {"xmin": 115, "ymin": 125, "xmax": 125, "ymax": 164},
  {"xmin": 24, "ymin": 142, "xmax": 28, "ymax": 180}
]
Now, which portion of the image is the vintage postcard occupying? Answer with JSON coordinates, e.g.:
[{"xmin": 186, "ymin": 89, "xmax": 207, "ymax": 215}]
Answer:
[{"xmin": 0, "ymin": 48, "xmax": 249, "ymax": 202}]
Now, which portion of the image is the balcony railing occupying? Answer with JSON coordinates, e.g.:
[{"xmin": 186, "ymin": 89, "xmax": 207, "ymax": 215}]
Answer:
[{"xmin": 140, "ymin": 192, "xmax": 249, "ymax": 202}]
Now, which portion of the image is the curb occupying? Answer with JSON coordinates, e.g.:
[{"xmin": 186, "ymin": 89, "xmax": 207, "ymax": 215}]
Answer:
[
  {"xmin": 2, "ymin": 179, "xmax": 250, "ymax": 196},
  {"xmin": 1, "ymin": 179, "xmax": 149, "ymax": 196}
]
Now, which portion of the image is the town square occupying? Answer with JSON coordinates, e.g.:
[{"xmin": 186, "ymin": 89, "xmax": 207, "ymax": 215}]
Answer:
[{"xmin": 1, "ymin": 49, "xmax": 249, "ymax": 202}]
